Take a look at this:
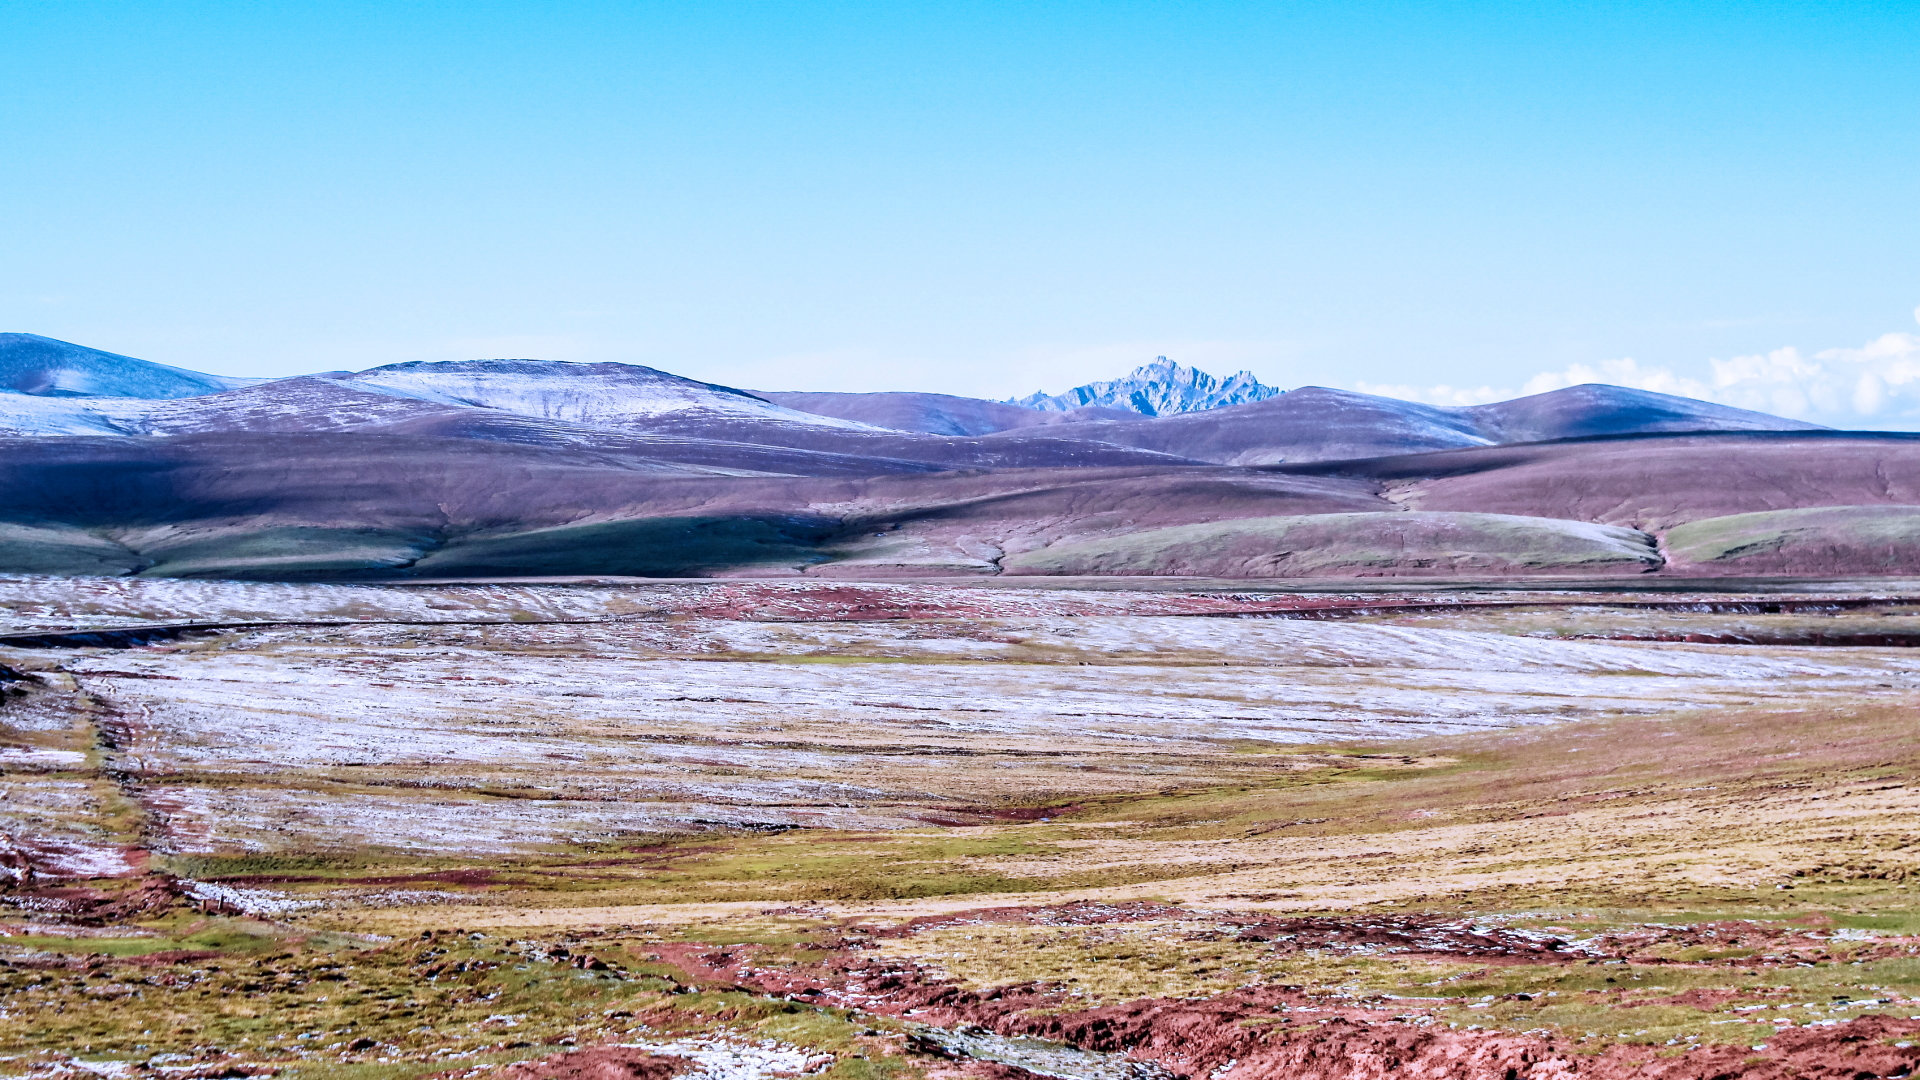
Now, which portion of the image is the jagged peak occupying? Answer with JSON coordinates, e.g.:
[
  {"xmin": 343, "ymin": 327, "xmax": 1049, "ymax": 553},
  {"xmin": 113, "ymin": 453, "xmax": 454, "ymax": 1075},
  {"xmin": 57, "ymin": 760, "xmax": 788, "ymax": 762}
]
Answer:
[{"xmin": 1009, "ymin": 356, "xmax": 1283, "ymax": 416}]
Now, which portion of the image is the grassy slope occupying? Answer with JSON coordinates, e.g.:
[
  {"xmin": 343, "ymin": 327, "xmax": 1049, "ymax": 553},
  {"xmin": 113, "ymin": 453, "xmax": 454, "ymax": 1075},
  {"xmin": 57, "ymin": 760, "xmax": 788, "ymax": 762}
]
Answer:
[
  {"xmin": 1001, "ymin": 512, "xmax": 1660, "ymax": 577},
  {"xmin": 0, "ymin": 523, "xmax": 144, "ymax": 576},
  {"xmin": 1665, "ymin": 504, "xmax": 1920, "ymax": 572},
  {"xmin": 270, "ymin": 690, "xmax": 1914, "ymax": 923}
]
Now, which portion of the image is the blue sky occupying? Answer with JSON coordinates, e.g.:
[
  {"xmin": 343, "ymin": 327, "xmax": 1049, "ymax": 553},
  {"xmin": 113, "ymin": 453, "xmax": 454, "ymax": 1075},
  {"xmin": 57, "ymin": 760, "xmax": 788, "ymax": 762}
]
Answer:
[{"xmin": 3, "ymin": 1, "xmax": 1917, "ymax": 422}]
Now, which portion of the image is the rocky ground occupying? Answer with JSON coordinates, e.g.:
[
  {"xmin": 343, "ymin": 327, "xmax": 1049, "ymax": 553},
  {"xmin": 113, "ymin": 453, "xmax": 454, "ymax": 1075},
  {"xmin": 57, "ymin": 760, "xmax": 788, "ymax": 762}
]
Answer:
[{"xmin": 4, "ymin": 577, "xmax": 1920, "ymax": 1078}]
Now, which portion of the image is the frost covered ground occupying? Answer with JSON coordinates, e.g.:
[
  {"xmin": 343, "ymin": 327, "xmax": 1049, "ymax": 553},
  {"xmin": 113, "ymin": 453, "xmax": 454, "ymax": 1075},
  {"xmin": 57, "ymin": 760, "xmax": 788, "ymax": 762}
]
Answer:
[
  {"xmin": 2, "ymin": 579, "xmax": 1912, "ymax": 856},
  {"xmin": 6, "ymin": 577, "xmax": 1920, "ymax": 1079}
]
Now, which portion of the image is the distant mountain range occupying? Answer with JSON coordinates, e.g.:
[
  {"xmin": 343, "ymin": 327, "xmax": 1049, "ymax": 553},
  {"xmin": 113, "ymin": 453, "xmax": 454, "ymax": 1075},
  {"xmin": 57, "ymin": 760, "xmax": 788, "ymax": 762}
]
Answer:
[
  {"xmin": 1009, "ymin": 356, "xmax": 1283, "ymax": 415},
  {"xmin": 6, "ymin": 330, "xmax": 1915, "ymax": 583}
]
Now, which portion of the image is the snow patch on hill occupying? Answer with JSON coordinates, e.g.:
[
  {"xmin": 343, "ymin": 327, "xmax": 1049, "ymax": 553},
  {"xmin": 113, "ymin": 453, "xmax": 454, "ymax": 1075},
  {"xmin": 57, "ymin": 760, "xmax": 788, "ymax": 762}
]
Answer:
[
  {"xmin": 331, "ymin": 359, "xmax": 883, "ymax": 430},
  {"xmin": 0, "ymin": 353, "xmax": 895, "ymax": 438},
  {"xmin": 0, "ymin": 333, "xmax": 251, "ymax": 399}
]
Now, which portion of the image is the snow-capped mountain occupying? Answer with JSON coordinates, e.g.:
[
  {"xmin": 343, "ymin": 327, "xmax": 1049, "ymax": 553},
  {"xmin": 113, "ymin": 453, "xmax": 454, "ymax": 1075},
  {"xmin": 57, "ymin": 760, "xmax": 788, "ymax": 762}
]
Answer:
[
  {"xmin": 1011, "ymin": 357, "xmax": 1282, "ymax": 416},
  {"xmin": 0, "ymin": 333, "xmax": 252, "ymax": 399}
]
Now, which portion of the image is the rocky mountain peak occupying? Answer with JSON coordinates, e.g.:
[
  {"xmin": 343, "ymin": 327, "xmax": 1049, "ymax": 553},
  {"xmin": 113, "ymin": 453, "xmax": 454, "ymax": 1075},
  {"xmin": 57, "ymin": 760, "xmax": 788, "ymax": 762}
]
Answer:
[{"xmin": 1010, "ymin": 357, "xmax": 1283, "ymax": 416}]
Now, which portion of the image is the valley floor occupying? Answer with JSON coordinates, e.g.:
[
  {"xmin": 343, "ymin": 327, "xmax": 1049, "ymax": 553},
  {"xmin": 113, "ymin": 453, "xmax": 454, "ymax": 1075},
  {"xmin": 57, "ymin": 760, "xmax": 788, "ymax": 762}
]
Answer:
[{"xmin": 3, "ymin": 577, "xmax": 1919, "ymax": 1079}]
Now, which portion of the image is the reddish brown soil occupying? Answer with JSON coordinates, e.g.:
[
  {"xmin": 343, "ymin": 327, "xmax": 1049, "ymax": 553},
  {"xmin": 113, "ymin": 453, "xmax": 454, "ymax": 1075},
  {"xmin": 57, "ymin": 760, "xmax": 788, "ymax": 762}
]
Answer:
[
  {"xmin": 874, "ymin": 900, "xmax": 1189, "ymax": 936},
  {"xmin": 1222, "ymin": 913, "xmax": 1578, "ymax": 961},
  {"xmin": 440, "ymin": 1047, "xmax": 686, "ymax": 1080},
  {"xmin": 875, "ymin": 904, "xmax": 1866, "ymax": 968},
  {"xmin": 1622, "ymin": 988, "xmax": 1750, "ymax": 1010},
  {"xmin": 919, "ymin": 1061, "xmax": 1053, "ymax": 1080},
  {"xmin": 1230, "ymin": 913, "xmax": 1903, "ymax": 968},
  {"xmin": 4, "ymin": 874, "xmax": 183, "ymax": 924},
  {"xmin": 641, "ymin": 903, "xmax": 1920, "ymax": 1080},
  {"xmin": 1021, "ymin": 997, "xmax": 1920, "ymax": 1080},
  {"xmin": 664, "ymin": 939, "xmax": 1920, "ymax": 1079}
]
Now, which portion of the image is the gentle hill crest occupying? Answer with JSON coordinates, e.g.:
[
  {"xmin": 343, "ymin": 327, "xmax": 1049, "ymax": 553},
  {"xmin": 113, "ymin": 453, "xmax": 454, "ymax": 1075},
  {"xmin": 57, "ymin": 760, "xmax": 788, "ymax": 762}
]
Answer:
[
  {"xmin": 0, "ymin": 332, "xmax": 252, "ymax": 399},
  {"xmin": 326, "ymin": 357, "xmax": 881, "ymax": 431}
]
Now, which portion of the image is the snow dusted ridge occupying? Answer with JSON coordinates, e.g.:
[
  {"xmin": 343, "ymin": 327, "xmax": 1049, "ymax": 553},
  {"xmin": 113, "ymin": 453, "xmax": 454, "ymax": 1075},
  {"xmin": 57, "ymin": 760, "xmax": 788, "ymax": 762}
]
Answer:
[
  {"xmin": 1011, "ymin": 357, "xmax": 1282, "ymax": 416},
  {"xmin": 0, "ymin": 334, "xmax": 253, "ymax": 400},
  {"xmin": 0, "ymin": 348, "xmax": 889, "ymax": 437},
  {"xmin": 329, "ymin": 358, "xmax": 884, "ymax": 430}
]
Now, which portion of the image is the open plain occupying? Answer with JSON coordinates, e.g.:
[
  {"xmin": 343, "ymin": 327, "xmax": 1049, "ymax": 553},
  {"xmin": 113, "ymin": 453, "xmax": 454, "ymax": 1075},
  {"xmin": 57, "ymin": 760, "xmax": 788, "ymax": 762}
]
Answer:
[{"xmin": 4, "ymin": 575, "xmax": 1920, "ymax": 1079}]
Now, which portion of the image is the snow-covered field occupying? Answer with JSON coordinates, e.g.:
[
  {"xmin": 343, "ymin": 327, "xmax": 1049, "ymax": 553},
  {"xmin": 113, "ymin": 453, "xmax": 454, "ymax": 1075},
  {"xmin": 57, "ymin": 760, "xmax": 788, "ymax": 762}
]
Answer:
[{"xmin": 2, "ymin": 577, "xmax": 1908, "ymax": 859}]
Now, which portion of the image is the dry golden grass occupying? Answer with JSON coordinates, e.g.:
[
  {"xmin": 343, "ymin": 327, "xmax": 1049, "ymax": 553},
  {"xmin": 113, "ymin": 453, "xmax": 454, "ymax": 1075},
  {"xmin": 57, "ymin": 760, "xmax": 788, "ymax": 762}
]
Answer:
[{"xmin": 317, "ymin": 692, "xmax": 1920, "ymax": 938}]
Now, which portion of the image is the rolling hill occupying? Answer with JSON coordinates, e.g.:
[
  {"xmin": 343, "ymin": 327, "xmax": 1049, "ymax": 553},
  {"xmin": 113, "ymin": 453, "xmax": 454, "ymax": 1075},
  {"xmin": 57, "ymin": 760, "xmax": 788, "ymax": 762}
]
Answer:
[{"xmin": 0, "ymin": 332, "xmax": 1904, "ymax": 582}]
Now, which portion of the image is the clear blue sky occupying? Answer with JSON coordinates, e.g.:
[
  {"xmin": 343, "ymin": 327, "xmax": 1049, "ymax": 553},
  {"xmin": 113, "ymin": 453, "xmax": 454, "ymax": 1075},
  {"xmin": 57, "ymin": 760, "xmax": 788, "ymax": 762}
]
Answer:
[{"xmin": 3, "ymin": 1, "xmax": 1917, "ymax": 420}]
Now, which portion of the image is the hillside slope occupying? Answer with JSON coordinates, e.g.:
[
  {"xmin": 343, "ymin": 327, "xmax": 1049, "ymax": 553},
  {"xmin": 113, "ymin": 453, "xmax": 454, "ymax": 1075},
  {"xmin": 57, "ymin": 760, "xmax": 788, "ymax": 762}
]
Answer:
[{"xmin": 0, "ymin": 333, "xmax": 250, "ymax": 399}]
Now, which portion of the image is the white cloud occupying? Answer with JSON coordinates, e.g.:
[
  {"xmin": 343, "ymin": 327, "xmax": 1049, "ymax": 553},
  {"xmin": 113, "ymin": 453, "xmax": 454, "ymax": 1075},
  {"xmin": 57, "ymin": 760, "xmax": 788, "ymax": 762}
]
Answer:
[{"xmin": 1357, "ymin": 309, "xmax": 1920, "ymax": 429}]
